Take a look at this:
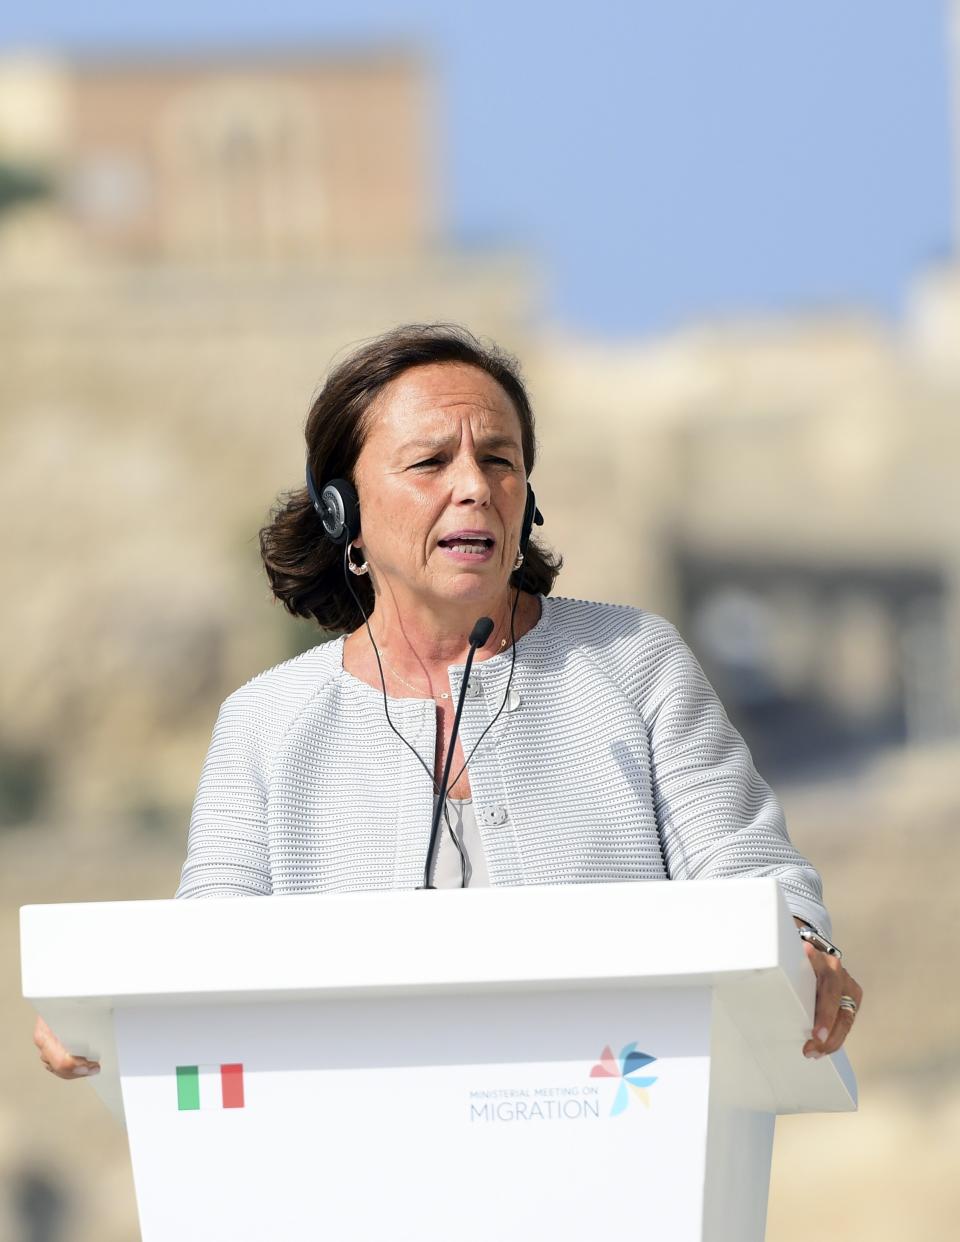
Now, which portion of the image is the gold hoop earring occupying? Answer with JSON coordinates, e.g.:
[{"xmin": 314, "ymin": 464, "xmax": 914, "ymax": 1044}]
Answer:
[
  {"xmin": 513, "ymin": 549, "xmax": 524, "ymax": 571},
  {"xmin": 348, "ymin": 543, "xmax": 369, "ymax": 576}
]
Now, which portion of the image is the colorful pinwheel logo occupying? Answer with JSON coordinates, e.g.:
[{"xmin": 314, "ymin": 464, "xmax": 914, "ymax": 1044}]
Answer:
[{"xmin": 590, "ymin": 1044, "xmax": 658, "ymax": 1116}]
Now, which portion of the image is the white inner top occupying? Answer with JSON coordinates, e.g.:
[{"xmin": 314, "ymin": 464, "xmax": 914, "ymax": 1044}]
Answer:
[{"xmin": 432, "ymin": 799, "xmax": 490, "ymax": 888}]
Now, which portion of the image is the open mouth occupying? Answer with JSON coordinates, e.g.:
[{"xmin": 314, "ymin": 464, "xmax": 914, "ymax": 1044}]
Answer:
[{"xmin": 437, "ymin": 535, "xmax": 495, "ymax": 555}]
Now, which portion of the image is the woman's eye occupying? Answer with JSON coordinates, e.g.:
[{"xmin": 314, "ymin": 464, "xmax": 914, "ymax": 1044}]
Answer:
[{"xmin": 409, "ymin": 454, "xmax": 515, "ymax": 469}]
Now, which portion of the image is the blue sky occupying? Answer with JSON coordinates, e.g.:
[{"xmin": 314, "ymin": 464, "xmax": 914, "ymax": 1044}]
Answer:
[{"xmin": 2, "ymin": 1, "xmax": 954, "ymax": 336}]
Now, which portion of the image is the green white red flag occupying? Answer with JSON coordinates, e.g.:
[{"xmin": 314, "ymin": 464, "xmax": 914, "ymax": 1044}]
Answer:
[{"xmin": 176, "ymin": 1063, "xmax": 244, "ymax": 1110}]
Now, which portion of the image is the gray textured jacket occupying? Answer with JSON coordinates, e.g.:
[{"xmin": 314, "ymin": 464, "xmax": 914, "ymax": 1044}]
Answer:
[{"xmin": 175, "ymin": 595, "xmax": 831, "ymax": 937}]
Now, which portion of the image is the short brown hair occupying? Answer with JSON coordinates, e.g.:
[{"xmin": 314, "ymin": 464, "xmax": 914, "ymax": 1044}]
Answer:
[{"xmin": 259, "ymin": 323, "xmax": 562, "ymax": 632}]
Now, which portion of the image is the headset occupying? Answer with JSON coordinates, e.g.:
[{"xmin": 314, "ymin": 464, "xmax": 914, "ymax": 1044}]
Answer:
[
  {"xmin": 306, "ymin": 462, "xmax": 543, "ymax": 888},
  {"xmin": 306, "ymin": 468, "xmax": 544, "ymax": 558}
]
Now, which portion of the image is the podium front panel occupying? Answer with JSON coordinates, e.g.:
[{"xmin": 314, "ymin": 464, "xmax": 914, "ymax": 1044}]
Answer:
[{"xmin": 117, "ymin": 986, "xmax": 714, "ymax": 1242}]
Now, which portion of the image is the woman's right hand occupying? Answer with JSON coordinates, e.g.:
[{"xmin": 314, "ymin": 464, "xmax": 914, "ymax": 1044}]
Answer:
[{"xmin": 33, "ymin": 1015, "xmax": 101, "ymax": 1079}]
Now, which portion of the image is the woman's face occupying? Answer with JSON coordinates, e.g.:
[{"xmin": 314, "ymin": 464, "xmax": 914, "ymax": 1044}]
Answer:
[{"xmin": 352, "ymin": 362, "xmax": 528, "ymax": 616}]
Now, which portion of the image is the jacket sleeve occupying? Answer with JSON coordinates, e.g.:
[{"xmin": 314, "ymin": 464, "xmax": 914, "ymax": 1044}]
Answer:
[
  {"xmin": 174, "ymin": 690, "xmax": 273, "ymax": 898},
  {"xmin": 644, "ymin": 621, "xmax": 832, "ymax": 938}
]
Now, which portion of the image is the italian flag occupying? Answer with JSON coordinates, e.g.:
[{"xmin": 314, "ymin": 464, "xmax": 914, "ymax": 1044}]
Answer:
[{"xmin": 176, "ymin": 1064, "xmax": 245, "ymax": 1111}]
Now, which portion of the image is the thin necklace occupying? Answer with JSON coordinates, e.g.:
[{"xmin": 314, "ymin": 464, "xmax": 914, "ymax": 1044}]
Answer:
[{"xmin": 371, "ymin": 625, "xmax": 510, "ymax": 701}]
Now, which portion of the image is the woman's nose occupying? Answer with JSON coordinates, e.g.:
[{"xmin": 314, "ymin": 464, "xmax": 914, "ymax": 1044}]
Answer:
[{"xmin": 451, "ymin": 455, "xmax": 491, "ymax": 504}]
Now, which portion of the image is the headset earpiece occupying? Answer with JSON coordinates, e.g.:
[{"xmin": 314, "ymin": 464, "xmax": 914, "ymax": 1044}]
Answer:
[
  {"xmin": 520, "ymin": 483, "xmax": 544, "ymax": 554},
  {"xmin": 306, "ymin": 467, "xmax": 361, "ymax": 546}
]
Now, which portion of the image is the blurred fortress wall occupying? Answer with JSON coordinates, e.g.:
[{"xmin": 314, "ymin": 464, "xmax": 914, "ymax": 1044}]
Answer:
[
  {"xmin": 530, "ymin": 299, "xmax": 960, "ymax": 780},
  {"xmin": 1, "ymin": 47, "xmax": 959, "ymax": 832}
]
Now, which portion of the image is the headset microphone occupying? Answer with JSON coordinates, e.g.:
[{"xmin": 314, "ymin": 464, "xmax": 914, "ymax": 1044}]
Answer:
[
  {"xmin": 421, "ymin": 616, "xmax": 494, "ymax": 889},
  {"xmin": 468, "ymin": 617, "xmax": 495, "ymax": 648}
]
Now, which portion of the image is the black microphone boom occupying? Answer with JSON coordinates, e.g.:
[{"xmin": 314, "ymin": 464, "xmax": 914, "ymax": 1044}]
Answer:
[{"xmin": 421, "ymin": 616, "xmax": 494, "ymax": 889}]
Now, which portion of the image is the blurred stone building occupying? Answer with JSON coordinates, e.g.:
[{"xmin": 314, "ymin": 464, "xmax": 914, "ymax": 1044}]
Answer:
[{"xmin": 0, "ymin": 48, "xmax": 433, "ymax": 262}]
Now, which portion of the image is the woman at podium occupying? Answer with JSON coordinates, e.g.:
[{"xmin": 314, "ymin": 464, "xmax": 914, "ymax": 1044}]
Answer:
[{"xmin": 35, "ymin": 323, "xmax": 861, "ymax": 1080}]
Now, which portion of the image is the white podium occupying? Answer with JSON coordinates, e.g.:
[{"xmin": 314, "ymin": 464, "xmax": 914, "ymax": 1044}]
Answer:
[{"xmin": 20, "ymin": 879, "xmax": 856, "ymax": 1242}]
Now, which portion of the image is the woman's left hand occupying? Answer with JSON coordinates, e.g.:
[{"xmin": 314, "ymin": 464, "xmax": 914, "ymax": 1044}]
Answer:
[{"xmin": 794, "ymin": 920, "xmax": 863, "ymax": 1058}]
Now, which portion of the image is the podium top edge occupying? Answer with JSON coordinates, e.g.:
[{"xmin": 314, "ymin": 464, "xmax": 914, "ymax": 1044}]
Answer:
[{"xmin": 20, "ymin": 879, "xmax": 803, "ymax": 1004}]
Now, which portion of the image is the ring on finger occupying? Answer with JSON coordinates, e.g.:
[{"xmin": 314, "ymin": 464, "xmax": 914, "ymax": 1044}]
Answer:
[{"xmin": 838, "ymin": 995, "xmax": 858, "ymax": 1015}]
